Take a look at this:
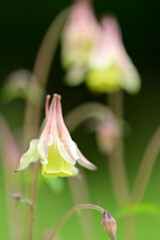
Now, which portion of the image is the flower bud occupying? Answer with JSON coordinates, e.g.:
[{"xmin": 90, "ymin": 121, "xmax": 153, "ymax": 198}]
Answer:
[
  {"xmin": 96, "ymin": 119, "xmax": 119, "ymax": 154},
  {"xmin": 61, "ymin": 0, "xmax": 99, "ymax": 86},
  {"xmin": 102, "ymin": 210, "xmax": 117, "ymax": 240}
]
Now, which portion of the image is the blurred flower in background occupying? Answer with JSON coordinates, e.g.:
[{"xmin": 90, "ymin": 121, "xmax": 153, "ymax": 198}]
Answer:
[
  {"xmin": 61, "ymin": 0, "xmax": 99, "ymax": 86},
  {"xmin": 0, "ymin": 115, "xmax": 22, "ymax": 171},
  {"xmin": 61, "ymin": 1, "xmax": 141, "ymax": 94},
  {"xmin": 86, "ymin": 16, "xmax": 141, "ymax": 94},
  {"xmin": 0, "ymin": 69, "xmax": 44, "ymax": 105},
  {"xmin": 96, "ymin": 118, "xmax": 120, "ymax": 154}
]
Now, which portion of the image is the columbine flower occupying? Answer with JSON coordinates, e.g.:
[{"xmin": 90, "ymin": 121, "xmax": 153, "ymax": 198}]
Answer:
[
  {"xmin": 16, "ymin": 94, "xmax": 96, "ymax": 178},
  {"xmin": 86, "ymin": 16, "xmax": 141, "ymax": 94},
  {"xmin": 61, "ymin": 0, "xmax": 99, "ymax": 86}
]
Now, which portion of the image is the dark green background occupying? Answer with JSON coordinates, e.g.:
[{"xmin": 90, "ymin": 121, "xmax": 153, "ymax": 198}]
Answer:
[{"xmin": 0, "ymin": 0, "xmax": 160, "ymax": 239}]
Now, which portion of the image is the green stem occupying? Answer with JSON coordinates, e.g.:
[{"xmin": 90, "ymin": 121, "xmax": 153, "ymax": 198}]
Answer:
[
  {"xmin": 131, "ymin": 125, "xmax": 160, "ymax": 202},
  {"xmin": 23, "ymin": 7, "xmax": 70, "ymax": 145},
  {"xmin": 48, "ymin": 204, "xmax": 105, "ymax": 240}
]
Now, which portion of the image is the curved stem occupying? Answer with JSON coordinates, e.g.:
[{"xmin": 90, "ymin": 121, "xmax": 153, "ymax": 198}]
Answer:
[
  {"xmin": 24, "ymin": 7, "xmax": 70, "ymax": 145},
  {"xmin": 48, "ymin": 204, "xmax": 105, "ymax": 240},
  {"xmin": 67, "ymin": 168, "xmax": 98, "ymax": 240},
  {"xmin": 131, "ymin": 125, "xmax": 160, "ymax": 202},
  {"xmin": 65, "ymin": 102, "xmax": 114, "ymax": 132},
  {"xmin": 65, "ymin": 103, "xmax": 111, "ymax": 240},
  {"xmin": 22, "ymin": 8, "xmax": 70, "ymax": 240}
]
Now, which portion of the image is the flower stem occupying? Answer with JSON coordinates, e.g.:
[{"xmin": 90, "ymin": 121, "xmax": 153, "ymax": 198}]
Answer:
[
  {"xmin": 108, "ymin": 91, "xmax": 133, "ymax": 240},
  {"xmin": 23, "ymin": 8, "xmax": 70, "ymax": 240},
  {"xmin": 48, "ymin": 204, "xmax": 105, "ymax": 240},
  {"xmin": 23, "ymin": 7, "xmax": 70, "ymax": 145},
  {"xmin": 107, "ymin": 91, "xmax": 129, "ymax": 205},
  {"xmin": 65, "ymin": 102, "xmax": 114, "ymax": 132},
  {"xmin": 65, "ymin": 106, "xmax": 108, "ymax": 240},
  {"xmin": 67, "ymin": 168, "xmax": 98, "ymax": 240},
  {"xmin": 131, "ymin": 125, "xmax": 160, "ymax": 202},
  {"xmin": 29, "ymin": 161, "xmax": 40, "ymax": 240}
]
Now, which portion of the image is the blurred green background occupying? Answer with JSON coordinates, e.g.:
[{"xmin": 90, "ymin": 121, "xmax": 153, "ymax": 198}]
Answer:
[{"xmin": 0, "ymin": 0, "xmax": 160, "ymax": 239}]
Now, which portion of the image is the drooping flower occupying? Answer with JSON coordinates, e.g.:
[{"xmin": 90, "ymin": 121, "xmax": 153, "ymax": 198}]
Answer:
[
  {"xmin": 86, "ymin": 16, "xmax": 141, "ymax": 94},
  {"xmin": 16, "ymin": 94, "xmax": 97, "ymax": 178},
  {"xmin": 61, "ymin": 0, "xmax": 99, "ymax": 86}
]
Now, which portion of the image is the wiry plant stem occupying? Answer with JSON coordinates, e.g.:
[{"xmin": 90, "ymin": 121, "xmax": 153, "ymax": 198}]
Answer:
[
  {"xmin": 132, "ymin": 125, "xmax": 160, "ymax": 202},
  {"xmin": 108, "ymin": 91, "xmax": 134, "ymax": 240},
  {"xmin": 23, "ymin": 8, "xmax": 70, "ymax": 240},
  {"xmin": 48, "ymin": 204, "xmax": 105, "ymax": 240},
  {"xmin": 108, "ymin": 91, "xmax": 129, "ymax": 205},
  {"xmin": 29, "ymin": 161, "xmax": 40, "ymax": 240}
]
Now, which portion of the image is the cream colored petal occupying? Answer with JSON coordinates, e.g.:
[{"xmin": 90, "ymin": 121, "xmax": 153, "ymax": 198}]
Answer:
[
  {"xmin": 38, "ymin": 135, "xmax": 53, "ymax": 164},
  {"xmin": 72, "ymin": 165, "xmax": 79, "ymax": 176},
  {"xmin": 77, "ymin": 149, "xmax": 97, "ymax": 170},
  {"xmin": 122, "ymin": 72, "xmax": 141, "ymax": 94},
  {"xmin": 16, "ymin": 139, "xmax": 39, "ymax": 171},
  {"xmin": 57, "ymin": 138, "xmax": 78, "ymax": 165}
]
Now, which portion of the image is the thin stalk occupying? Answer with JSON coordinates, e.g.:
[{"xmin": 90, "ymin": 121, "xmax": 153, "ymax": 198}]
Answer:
[
  {"xmin": 29, "ymin": 161, "xmax": 40, "ymax": 240},
  {"xmin": 67, "ymin": 168, "xmax": 98, "ymax": 240},
  {"xmin": 23, "ymin": 8, "xmax": 70, "ymax": 240},
  {"xmin": 65, "ymin": 102, "xmax": 113, "ymax": 132},
  {"xmin": 108, "ymin": 91, "xmax": 133, "ymax": 240},
  {"xmin": 23, "ymin": 7, "xmax": 70, "ymax": 145},
  {"xmin": 66, "ymin": 108, "xmax": 105, "ymax": 240},
  {"xmin": 108, "ymin": 91, "xmax": 129, "ymax": 205},
  {"xmin": 48, "ymin": 204, "xmax": 105, "ymax": 240},
  {"xmin": 131, "ymin": 125, "xmax": 160, "ymax": 202}
]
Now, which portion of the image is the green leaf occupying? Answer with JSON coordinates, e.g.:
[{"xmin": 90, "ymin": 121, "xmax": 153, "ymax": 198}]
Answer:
[{"xmin": 118, "ymin": 202, "xmax": 160, "ymax": 218}]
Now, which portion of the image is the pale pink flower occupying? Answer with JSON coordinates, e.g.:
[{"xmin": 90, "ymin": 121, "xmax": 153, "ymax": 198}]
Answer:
[
  {"xmin": 17, "ymin": 94, "xmax": 97, "ymax": 178},
  {"xmin": 86, "ymin": 16, "xmax": 141, "ymax": 94}
]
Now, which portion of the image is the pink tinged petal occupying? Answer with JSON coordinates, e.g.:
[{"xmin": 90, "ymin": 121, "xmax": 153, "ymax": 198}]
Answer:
[
  {"xmin": 50, "ymin": 94, "xmax": 59, "ymax": 139},
  {"xmin": 57, "ymin": 138, "xmax": 78, "ymax": 165},
  {"xmin": 56, "ymin": 95, "xmax": 79, "ymax": 163},
  {"xmin": 101, "ymin": 16, "xmax": 141, "ymax": 93},
  {"xmin": 77, "ymin": 149, "xmax": 97, "ymax": 170},
  {"xmin": 38, "ymin": 135, "xmax": 53, "ymax": 164},
  {"xmin": 45, "ymin": 95, "xmax": 51, "ymax": 120},
  {"xmin": 40, "ymin": 95, "xmax": 58, "ymax": 140},
  {"xmin": 16, "ymin": 139, "xmax": 39, "ymax": 171}
]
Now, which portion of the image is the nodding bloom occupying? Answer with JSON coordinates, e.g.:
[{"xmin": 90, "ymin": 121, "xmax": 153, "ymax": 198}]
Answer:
[
  {"xmin": 61, "ymin": 0, "xmax": 99, "ymax": 86},
  {"xmin": 16, "ymin": 94, "xmax": 97, "ymax": 178},
  {"xmin": 86, "ymin": 16, "xmax": 141, "ymax": 94}
]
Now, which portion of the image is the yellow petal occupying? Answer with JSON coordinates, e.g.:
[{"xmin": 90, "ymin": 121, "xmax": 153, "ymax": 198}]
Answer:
[{"xmin": 41, "ymin": 145, "xmax": 74, "ymax": 178}]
